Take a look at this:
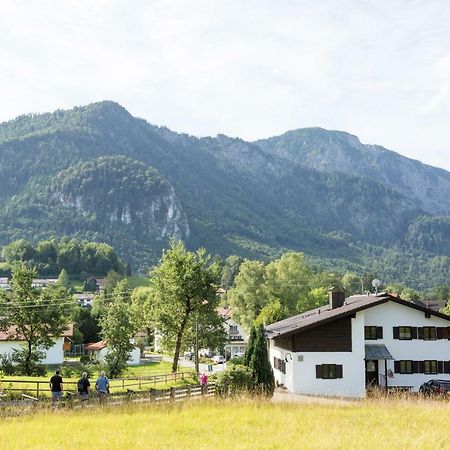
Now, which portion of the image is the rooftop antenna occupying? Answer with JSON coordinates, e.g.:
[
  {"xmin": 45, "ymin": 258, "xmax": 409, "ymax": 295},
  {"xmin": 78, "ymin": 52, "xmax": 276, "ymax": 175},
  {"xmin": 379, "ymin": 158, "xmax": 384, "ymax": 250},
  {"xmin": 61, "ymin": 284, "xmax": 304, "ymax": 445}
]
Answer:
[{"xmin": 372, "ymin": 279, "xmax": 381, "ymax": 295}]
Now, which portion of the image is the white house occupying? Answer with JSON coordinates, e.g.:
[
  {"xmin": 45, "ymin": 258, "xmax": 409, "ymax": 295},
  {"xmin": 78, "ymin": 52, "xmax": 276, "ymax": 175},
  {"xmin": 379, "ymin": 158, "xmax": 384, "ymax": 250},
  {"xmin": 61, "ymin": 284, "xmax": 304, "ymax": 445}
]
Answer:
[
  {"xmin": 218, "ymin": 307, "xmax": 248, "ymax": 358},
  {"xmin": 85, "ymin": 340, "xmax": 141, "ymax": 366},
  {"xmin": 0, "ymin": 324, "xmax": 73, "ymax": 365},
  {"xmin": 266, "ymin": 291, "xmax": 450, "ymax": 398}
]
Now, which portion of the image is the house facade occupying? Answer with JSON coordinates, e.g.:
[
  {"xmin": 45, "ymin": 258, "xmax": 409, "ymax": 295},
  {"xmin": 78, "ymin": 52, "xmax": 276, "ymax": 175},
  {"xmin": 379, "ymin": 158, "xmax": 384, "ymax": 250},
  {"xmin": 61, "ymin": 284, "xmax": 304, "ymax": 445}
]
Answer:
[
  {"xmin": 0, "ymin": 324, "xmax": 73, "ymax": 365},
  {"xmin": 85, "ymin": 340, "xmax": 141, "ymax": 365},
  {"xmin": 266, "ymin": 292, "xmax": 450, "ymax": 398},
  {"xmin": 218, "ymin": 307, "xmax": 248, "ymax": 358}
]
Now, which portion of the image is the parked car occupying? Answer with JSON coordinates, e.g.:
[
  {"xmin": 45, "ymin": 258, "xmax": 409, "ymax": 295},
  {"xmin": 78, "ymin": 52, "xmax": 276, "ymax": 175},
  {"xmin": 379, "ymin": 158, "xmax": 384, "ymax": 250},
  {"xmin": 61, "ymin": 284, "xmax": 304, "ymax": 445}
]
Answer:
[
  {"xmin": 233, "ymin": 352, "xmax": 245, "ymax": 358},
  {"xmin": 183, "ymin": 351, "xmax": 194, "ymax": 360},
  {"xmin": 419, "ymin": 380, "xmax": 450, "ymax": 396},
  {"xmin": 212, "ymin": 355, "xmax": 226, "ymax": 364}
]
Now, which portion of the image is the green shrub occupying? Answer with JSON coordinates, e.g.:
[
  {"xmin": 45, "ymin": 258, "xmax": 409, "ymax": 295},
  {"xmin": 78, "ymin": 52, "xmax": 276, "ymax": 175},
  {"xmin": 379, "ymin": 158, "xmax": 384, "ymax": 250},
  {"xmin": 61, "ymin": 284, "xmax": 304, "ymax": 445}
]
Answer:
[
  {"xmin": 0, "ymin": 354, "xmax": 16, "ymax": 375},
  {"xmin": 228, "ymin": 355, "xmax": 245, "ymax": 366},
  {"xmin": 215, "ymin": 364, "xmax": 253, "ymax": 396},
  {"xmin": 79, "ymin": 355, "xmax": 91, "ymax": 364}
]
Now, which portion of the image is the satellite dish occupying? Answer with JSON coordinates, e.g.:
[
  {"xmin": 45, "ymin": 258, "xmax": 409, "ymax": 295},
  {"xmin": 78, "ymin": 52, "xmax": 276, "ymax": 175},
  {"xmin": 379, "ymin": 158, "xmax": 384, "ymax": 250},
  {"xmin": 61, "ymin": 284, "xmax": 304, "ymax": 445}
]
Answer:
[{"xmin": 372, "ymin": 279, "xmax": 381, "ymax": 294}]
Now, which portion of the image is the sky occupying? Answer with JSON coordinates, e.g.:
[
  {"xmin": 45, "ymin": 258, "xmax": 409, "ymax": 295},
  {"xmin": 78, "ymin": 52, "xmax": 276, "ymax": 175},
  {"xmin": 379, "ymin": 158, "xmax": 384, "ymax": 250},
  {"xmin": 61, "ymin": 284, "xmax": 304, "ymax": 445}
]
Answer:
[{"xmin": 1, "ymin": 0, "xmax": 450, "ymax": 170}]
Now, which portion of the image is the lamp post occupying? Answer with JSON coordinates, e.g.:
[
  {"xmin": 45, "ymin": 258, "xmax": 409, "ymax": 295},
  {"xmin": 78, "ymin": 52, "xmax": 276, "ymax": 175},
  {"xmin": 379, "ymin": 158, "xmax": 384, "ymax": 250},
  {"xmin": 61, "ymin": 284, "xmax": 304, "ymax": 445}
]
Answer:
[{"xmin": 195, "ymin": 299, "xmax": 209, "ymax": 374}]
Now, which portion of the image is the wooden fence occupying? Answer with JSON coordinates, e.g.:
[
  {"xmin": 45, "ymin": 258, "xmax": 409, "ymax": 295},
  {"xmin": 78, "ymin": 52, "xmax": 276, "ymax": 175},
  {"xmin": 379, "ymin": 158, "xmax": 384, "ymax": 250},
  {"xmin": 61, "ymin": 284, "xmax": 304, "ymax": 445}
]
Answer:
[
  {"xmin": 0, "ymin": 372, "xmax": 195, "ymax": 399},
  {"xmin": 0, "ymin": 383, "xmax": 216, "ymax": 411}
]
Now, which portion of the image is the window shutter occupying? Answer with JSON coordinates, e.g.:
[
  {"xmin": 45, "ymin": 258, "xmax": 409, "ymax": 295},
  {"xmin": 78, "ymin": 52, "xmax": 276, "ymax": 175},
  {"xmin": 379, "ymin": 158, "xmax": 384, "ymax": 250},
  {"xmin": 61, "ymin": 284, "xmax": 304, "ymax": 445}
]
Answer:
[
  {"xmin": 335, "ymin": 365, "xmax": 343, "ymax": 379},
  {"xmin": 376, "ymin": 327, "xmax": 383, "ymax": 339},
  {"xmin": 315, "ymin": 365, "xmax": 323, "ymax": 379},
  {"xmin": 444, "ymin": 361, "xmax": 450, "ymax": 374},
  {"xmin": 437, "ymin": 361, "xmax": 444, "ymax": 374},
  {"xmin": 394, "ymin": 361, "xmax": 400, "ymax": 373},
  {"xmin": 393, "ymin": 327, "xmax": 399, "ymax": 339},
  {"xmin": 418, "ymin": 361, "xmax": 425, "ymax": 373},
  {"xmin": 417, "ymin": 327, "xmax": 424, "ymax": 340},
  {"xmin": 442, "ymin": 327, "xmax": 449, "ymax": 339},
  {"xmin": 412, "ymin": 361, "xmax": 419, "ymax": 373},
  {"xmin": 437, "ymin": 327, "xmax": 444, "ymax": 340},
  {"xmin": 411, "ymin": 327, "xmax": 418, "ymax": 339}
]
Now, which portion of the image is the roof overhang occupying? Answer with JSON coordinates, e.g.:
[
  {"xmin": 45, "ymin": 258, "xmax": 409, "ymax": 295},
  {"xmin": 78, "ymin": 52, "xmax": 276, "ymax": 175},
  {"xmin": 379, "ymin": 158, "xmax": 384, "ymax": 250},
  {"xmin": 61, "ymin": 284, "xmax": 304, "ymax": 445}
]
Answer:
[{"xmin": 365, "ymin": 344, "xmax": 393, "ymax": 360}]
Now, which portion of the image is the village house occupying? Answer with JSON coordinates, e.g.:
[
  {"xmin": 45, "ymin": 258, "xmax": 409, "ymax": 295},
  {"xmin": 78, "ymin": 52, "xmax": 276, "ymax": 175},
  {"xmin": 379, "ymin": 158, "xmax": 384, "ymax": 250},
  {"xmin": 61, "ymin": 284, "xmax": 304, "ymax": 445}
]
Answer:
[
  {"xmin": 266, "ymin": 291, "xmax": 450, "ymax": 398},
  {"xmin": 85, "ymin": 340, "xmax": 141, "ymax": 365},
  {"xmin": 0, "ymin": 324, "xmax": 73, "ymax": 365},
  {"xmin": 218, "ymin": 307, "xmax": 248, "ymax": 359},
  {"xmin": 73, "ymin": 293, "xmax": 95, "ymax": 308}
]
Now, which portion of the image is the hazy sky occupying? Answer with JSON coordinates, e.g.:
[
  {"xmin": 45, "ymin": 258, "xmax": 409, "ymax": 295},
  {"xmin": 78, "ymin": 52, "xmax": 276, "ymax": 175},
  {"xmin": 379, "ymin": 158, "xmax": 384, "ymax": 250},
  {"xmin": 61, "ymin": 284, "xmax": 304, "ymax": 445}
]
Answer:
[{"xmin": 1, "ymin": 1, "xmax": 450, "ymax": 170}]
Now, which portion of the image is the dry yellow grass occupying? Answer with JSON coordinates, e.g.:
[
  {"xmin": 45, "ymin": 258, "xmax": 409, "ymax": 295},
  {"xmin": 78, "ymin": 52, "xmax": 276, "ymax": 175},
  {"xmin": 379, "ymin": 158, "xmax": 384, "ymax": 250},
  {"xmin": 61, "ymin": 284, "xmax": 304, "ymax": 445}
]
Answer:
[{"xmin": 0, "ymin": 397, "xmax": 448, "ymax": 449}]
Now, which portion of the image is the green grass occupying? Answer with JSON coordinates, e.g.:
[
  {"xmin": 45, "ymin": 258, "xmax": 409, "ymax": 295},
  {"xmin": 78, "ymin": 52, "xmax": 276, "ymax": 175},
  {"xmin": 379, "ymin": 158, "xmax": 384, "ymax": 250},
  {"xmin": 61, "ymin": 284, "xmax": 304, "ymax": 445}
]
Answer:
[
  {"xmin": 0, "ymin": 398, "xmax": 449, "ymax": 449},
  {"xmin": 125, "ymin": 276, "xmax": 151, "ymax": 289}
]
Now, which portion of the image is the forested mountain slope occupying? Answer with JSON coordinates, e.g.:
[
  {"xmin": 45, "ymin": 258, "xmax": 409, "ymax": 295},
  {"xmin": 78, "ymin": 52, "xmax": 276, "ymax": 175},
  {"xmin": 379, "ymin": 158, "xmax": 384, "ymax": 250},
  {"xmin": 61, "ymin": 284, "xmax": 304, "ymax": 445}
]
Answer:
[{"xmin": 0, "ymin": 101, "xmax": 449, "ymax": 288}]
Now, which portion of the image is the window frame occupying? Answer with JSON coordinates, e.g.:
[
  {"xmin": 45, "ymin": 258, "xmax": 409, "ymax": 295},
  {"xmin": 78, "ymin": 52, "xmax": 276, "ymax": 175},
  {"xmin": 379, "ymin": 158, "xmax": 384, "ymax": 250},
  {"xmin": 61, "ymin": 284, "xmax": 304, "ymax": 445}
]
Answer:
[
  {"xmin": 423, "ymin": 327, "xmax": 437, "ymax": 341},
  {"xmin": 399, "ymin": 360, "xmax": 413, "ymax": 374},
  {"xmin": 424, "ymin": 360, "xmax": 438, "ymax": 374},
  {"xmin": 364, "ymin": 326, "xmax": 377, "ymax": 340},
  {"xmin": 399, "ymin": 326, "xmax": 412, "ymax": 340},
  {"xmin": 322, "ymin": 364, "xmax": 337, "ymax": 379}
]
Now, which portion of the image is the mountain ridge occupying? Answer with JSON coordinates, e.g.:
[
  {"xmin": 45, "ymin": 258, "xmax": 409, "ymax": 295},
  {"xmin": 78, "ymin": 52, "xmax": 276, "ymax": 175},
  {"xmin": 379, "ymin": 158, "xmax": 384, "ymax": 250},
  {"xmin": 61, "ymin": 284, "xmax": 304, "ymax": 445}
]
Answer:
[{"xmin": 0, "ymin": 101, "xmax": 449, "ymax": 289}]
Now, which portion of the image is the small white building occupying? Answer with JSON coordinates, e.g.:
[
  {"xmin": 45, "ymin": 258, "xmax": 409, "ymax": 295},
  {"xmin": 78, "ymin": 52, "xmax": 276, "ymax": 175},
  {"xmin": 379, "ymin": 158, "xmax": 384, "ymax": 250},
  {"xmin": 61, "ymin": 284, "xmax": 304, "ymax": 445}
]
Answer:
[
  {"xmin": 0, "ymin": 324, "xmax": 73, "ymax": 365},
  {"xmin": 218, "ymin": 307, "xmax": 248, "ymax": 358},
  {"xmin": 266, "ymin": 292, "xmax": 450, "ymax": 398},
  {"xmin": 85, "ymin": 340, "xmax": 141, "ymax": 366}
]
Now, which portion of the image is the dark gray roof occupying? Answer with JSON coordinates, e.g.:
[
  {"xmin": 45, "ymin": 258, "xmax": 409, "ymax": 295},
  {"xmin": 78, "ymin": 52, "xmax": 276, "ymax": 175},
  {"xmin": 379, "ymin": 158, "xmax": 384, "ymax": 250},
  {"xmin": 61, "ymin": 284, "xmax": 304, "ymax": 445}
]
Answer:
[
  {"xmin": 266, "ymin": 293, "xmax": 450, "ymax": 338},
  {"xmin": 365, "ymin": 344, "xmax": 393, "ymax": 360}
]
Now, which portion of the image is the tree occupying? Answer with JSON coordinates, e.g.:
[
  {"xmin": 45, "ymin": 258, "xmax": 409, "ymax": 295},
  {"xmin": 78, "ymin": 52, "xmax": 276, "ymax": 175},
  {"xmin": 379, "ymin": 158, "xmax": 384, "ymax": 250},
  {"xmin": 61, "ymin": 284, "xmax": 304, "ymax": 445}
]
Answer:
[
  {"xmin": 103, "ymin": 270, "xmax": 123, "ymax": 293},
  {"xmin": 0, "ymin": 264, "xmax": 72, "ymax": 375},
  {"xmin": 248, "ymin": 324, "xmax": 275, "ymax": 395},
  {"xmin": 147, "ymin": 241, "xmax": 221, "ymax": 372},
  {"xmin": 254, "ymin": 299, "xmax": 288, "ymax": 326},
  {"xmin": 227, "ymin": 260, "xmax": 268, "ymax": 332},
  {"xmin": 72, "ymin": 306, "xmax": 100, "ymax": 343},
  {"xmin": 57, "ymin": 268, "xmax": 71, "ymax": 291},
  {"xmin": 221, "ymin": 255, "xmax": 243, "ymax": 290},
  {"xmin": 244, "ymin": 326, "xmax": 257, "ymax": 367},
  {"xmin": 98, "ymin": 286, "xmax": 140, "ymax": 378}
]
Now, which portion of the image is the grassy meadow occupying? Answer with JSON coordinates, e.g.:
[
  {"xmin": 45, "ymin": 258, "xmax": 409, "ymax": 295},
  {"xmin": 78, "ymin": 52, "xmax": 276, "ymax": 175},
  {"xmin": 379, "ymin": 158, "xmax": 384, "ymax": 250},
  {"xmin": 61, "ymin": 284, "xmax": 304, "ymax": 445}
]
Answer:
[{"xmin": 0, "ymin": 397, "xmax": 448, "ymax": 449}]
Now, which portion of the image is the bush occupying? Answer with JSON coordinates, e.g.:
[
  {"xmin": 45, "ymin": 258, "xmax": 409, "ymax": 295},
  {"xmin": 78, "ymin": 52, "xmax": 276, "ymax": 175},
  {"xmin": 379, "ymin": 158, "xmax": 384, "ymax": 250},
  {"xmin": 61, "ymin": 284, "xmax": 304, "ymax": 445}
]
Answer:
[
  {"xmin": 9, "ymin": 350, "xmax": 47, "ymax": 376},
  {"xmin": 215, "ymin": 364, "xmax": 253, "ymax": 396},
  {"xmin": 79, "ymin": 355, "xmax": 91, "ymax": 364},
  {"xmin": 0, "ymin": 354, "xmax": 16, "ymax": 375},
  {"xmin": 228, "ymin": 355, "xmax": 245, "ymax": 366}
]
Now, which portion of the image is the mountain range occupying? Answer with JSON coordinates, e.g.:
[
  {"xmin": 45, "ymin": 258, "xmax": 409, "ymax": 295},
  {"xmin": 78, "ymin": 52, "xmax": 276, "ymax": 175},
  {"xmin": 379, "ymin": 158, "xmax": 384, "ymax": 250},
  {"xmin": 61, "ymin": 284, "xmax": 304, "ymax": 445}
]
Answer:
[{"xmin": 0, "ymin": 101, "xmax": 449, "ymax": 289}]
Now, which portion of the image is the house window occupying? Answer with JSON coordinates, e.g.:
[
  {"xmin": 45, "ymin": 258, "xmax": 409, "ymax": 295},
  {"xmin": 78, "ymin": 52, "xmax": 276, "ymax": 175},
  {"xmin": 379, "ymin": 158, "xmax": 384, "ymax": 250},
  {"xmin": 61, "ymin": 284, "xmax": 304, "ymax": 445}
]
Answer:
[
  {"xmin": 399, "ymin": 360, "xmax": 413, "ymax": 374},
  {"xmin": 365, "ymin": 326, "xmax": 377, "ymax": 340},
  {"xmin": 424, "ymin": 360, "xmax": 438, "ymax": 374},
  {"xmin": 316, "ymin": 364, "xmax": 343, "ymax": 379},
  {"xmin": 273, "ymin": 357, "xmax": 286, "ymax": 374},
  {"xmin": 399, "ymin": 327, "xmax": 412, "ymax": 340},
  {"xmin": 365, "ymin": 326, "xmax": 382, "ymax": 340},
  {"xmin": 423, "ymin": 327, "xmax": 437, "ymax": 341}
]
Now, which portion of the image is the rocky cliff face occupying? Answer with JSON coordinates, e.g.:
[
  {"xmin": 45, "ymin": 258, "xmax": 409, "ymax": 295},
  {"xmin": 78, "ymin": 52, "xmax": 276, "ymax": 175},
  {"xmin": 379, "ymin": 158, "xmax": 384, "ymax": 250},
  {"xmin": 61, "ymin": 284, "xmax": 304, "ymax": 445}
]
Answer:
[
  {"xmin": 53, "ymin": 156, "xmax": 190, "ymax": 241},
  {"xmin": 256, "ymin": 128, "xmax": 450, "ymax": 216}
]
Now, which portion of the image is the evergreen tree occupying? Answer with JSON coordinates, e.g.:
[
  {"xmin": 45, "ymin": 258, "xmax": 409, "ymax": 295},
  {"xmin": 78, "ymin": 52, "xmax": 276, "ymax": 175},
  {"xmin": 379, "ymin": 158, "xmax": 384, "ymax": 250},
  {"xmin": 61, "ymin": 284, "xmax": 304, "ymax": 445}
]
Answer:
[
  {"xmin": 57, "ymin": 268, "xmax": 71, "ymax": 291},
  {"xmin": 244, "ymin": 326, "xmax": 257, "ymax": 367},
  {"xmin": 248, "ymin": 324, "xmax": 275, "ymax": 396}
]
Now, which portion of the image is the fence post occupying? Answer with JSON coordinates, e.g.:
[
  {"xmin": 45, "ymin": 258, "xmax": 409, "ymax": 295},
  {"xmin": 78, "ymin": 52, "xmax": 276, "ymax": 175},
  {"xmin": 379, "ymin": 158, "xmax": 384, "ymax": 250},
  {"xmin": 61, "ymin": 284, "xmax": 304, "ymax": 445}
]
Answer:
[
  {"xmin": 36, "ymin": 381, "xmax": 40, "ymax": 399},
  {"xmin": 175, "ymin": 373, "xmax": 177, "ymax": 382},
  {"xmin": 164, "ymin": 374, "xmax": 167, "ymax": 384},
  {"xmin": 170, "ymin": 386, "xmax": 175, "ymax": 402},
  {"xmin": 139, "ymin": 378, "xmax": 142, "ymax": 390},
  {"xmin": 150, "ymin": 388, "xmax": 157, "ymax": 403},
  {"xmin": 186, "ymin": 385, "xmax": 191, "ymax": 398},
  {"xmin": 122, "ymin": 379, "xmax": 124, "ymax": 390}
]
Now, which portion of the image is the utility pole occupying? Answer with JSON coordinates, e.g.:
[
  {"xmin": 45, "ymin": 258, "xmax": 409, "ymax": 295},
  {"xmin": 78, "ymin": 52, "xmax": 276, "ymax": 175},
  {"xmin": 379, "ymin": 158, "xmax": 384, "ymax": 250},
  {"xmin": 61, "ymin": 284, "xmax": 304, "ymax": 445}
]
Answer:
[{"xmin": 195, "ymin": 318, "xmax": 199, "ymax": 374}]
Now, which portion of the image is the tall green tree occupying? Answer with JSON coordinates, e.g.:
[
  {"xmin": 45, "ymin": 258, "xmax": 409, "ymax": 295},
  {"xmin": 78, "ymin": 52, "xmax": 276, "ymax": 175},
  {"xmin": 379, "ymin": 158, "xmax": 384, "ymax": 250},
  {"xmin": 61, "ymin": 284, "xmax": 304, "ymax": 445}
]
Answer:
[
  {"xmin": 98, "ymin": 286, "xmax": 140, "ymax": 378},
  {"xmin": 147, "ymin": 241, "xmax": 221, "ymax": 372},
  {"xmin": 244, "ymin": 326, "xmax": 257, "ymax": 367},
  {"xmin": 57, "ymin": 268, "xmax": 71, "ymax": 291},
  {"xmin": 248, "ymin": 324, "xmax": 275, "ymax": 396},
  {"xmin": 0, "ymin": 264, "xmax": 72, "ymax": 375}
]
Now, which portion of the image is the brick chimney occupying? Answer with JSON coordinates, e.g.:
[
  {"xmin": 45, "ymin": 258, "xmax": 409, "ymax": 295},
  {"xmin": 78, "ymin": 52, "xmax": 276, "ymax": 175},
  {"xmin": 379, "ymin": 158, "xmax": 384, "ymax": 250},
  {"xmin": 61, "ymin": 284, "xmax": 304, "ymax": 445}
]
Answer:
[{"xmin": 329, "ymin": 287, "xmax": 345, "ymax": 309}]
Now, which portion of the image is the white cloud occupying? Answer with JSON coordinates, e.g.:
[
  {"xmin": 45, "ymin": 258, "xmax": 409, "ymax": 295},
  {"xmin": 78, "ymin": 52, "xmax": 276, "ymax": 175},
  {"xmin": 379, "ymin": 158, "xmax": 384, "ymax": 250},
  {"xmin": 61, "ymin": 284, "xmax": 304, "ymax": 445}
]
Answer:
[{"xmin": 0, "ymin": 0, "xmax": 450, "ymax": 170}]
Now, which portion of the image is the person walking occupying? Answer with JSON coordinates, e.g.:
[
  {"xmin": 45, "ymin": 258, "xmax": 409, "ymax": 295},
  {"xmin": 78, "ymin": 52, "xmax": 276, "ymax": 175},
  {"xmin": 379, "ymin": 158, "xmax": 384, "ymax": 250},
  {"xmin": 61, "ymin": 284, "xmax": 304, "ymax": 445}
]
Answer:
[
  {"xmin": 200, "ymin": 372, "xmax": 208, "ymax": 394},
  {"xmin": 77, "ymin": 372, "xmax": 91, "ymax": 402},
  {"xmin": 95, "ymin": 371, "xmax": 110, "ymax": 404},
  {"xmin": 49, "ymin": 369, "xmax": 64, "ymax": 403}
]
